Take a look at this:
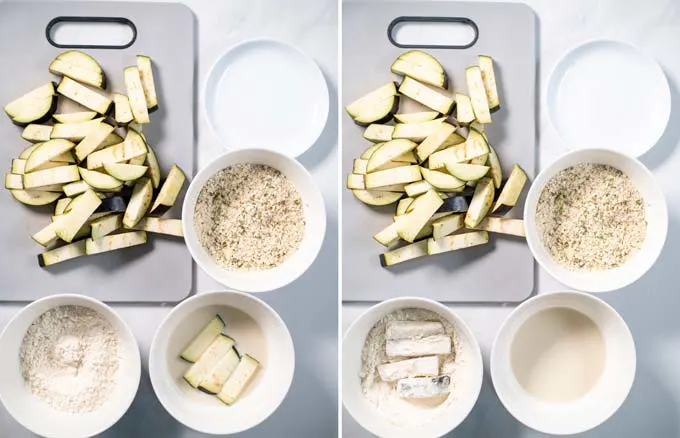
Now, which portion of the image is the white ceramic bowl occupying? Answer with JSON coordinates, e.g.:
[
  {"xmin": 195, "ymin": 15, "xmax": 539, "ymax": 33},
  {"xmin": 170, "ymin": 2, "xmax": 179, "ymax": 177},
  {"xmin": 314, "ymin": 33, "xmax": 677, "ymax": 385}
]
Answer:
[
  {"xmin": 491, "ymin": 291, "xmax": 636, "ymax": 435},
  {"xmin": 525, "ymin": 148, "xmax": 667, "ymax": 292},
  {"xmin": 182, "ymin": 148, "xmax": 326, "ymax": 292},
  {"xmin": 149, "ymin": 291, "xmax": 295, "ymax": 435},
  {"xmin": 0, "ymin": 294, "xmax": 141, "ymax": 438},
  {"xmin": 342, "ymin": 297, "xmax": 483, "ymax": 438},
  {"xmin": 205, "ymin": 38, "xmax": 329, "ymax": 157}
]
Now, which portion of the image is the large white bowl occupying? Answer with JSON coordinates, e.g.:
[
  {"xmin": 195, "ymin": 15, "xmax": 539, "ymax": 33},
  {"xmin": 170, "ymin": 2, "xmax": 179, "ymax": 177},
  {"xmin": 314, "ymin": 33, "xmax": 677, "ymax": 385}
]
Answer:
[
  {"xmin": 0, "ymin": 294, "xmax": 141, "ymax": 438},
  {"xmin": 491, "ymin": 291, "xmax": 636, "ymax": 435},
  {"xmin": 182, "ymin": 149, "xmax": 326, "ymax": 292},
  {"xmin": 524, "ymin": 148, "xmax": 667, "ymax": 292},
  {"xmin": 342, "ymin": 297, "xmax": 483, "ymax": 438},
  {"xmin": 149, "ymin": 291, "xmax": 295, "ymax": 435}
]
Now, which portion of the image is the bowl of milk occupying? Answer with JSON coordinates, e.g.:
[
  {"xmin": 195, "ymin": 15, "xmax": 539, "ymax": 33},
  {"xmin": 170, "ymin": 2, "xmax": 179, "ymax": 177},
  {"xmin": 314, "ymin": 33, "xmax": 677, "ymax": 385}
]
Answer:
[{"xmin": 490, "ymin": 291, "xmax": 636, "ymax": 435}]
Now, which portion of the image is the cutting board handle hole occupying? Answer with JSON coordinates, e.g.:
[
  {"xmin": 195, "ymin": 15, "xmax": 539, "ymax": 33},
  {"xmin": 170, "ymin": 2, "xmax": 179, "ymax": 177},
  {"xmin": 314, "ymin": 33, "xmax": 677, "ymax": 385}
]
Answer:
[
  {"xmin": 46, "ymin": 17, "xmax": 137, "ymax": 49},
  {"xmin": 388, "ymin": 17, "xmax": 478, "ymax": 49}
]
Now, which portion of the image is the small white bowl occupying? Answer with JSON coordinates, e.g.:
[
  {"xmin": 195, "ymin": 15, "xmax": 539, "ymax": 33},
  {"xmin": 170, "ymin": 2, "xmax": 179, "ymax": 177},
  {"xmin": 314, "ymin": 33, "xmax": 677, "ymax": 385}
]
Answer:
[
  {"xmin": 149, "ymin": 291, "xmax": 295, "ymax": 435},
  {"xmin": 524, "ymin": 148, "xmax": 667, "ymax": 292},
  {"xmin": 342, "ymin": 297, "xmax": 483, "ymax": 438},
  {"xmin": 491, "ymin": 291, "xmax": 636, "ymax": 435},
  {"xmin": 182, "ymin": 148, "xmax": 326, "ymax": 292},
  {"xmin": 0, "ymin": 294, "xmax": 141, "ymax": 438}
]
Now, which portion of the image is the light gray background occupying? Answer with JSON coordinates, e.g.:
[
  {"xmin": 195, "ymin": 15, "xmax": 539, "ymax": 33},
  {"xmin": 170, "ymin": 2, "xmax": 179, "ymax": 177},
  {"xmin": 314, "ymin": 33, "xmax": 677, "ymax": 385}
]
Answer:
[
  {"xmin": 0, "ymin": 0, "xmax": 339, "ymax": 436},
  {"xmin": 343, "ymin": 0, "xmax": 680, "ymax": 436}
]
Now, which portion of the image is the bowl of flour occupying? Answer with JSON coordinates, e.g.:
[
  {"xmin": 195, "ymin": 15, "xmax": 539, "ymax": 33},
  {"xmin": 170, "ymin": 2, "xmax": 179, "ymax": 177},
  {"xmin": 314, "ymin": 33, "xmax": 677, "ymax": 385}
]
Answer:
[
  {"xmin": 0, "ymin": 294, "xmax": 141, "ymax": 438},
  {"xmin": 342, "ymin": 297, "xmax": 483, "ymax": 437}
]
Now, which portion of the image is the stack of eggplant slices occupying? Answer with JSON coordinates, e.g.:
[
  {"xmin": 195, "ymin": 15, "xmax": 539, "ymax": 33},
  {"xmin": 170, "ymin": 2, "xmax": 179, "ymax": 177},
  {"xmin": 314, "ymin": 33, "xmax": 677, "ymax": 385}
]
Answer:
[
  {"xmin": 3, "ymin": 50, "xmax": 186, "ymax": 267},
  {"xmin": 345, "ymin": 51, "xmax": 529, "ymax": 266}
]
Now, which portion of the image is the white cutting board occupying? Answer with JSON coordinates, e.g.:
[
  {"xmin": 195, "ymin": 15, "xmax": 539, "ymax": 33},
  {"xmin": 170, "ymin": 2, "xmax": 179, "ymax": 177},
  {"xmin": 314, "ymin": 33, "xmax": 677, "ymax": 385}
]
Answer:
[
  {"xmin": 342, "ymin": 1, "xmax": 536, "ymax": 302},
  {"xmin": 0, "ymin": 2, "xmax": 194, "ymax": 302}
]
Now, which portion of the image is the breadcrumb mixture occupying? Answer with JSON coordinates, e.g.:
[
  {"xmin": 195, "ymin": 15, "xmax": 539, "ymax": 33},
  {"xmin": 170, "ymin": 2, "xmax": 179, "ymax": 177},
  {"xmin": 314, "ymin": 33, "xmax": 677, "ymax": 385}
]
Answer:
[
  {"xmin": 194, "ymin": 163, "xmax": 305, "ymax": 271},
  {"xmin": 536, "ymin": 163, "xmax": 646, "ymax": 271}
]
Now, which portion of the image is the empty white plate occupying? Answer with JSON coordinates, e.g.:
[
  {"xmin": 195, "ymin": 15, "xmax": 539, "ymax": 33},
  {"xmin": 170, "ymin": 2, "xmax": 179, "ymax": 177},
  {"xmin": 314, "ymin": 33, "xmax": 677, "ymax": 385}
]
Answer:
[
  {"xmin": 547, "ymin": 40, "xmax": 670, "ymax": 157},
  {"xmin": 205, "ymin": 39, "xmax": 329, "ymax": 157}
]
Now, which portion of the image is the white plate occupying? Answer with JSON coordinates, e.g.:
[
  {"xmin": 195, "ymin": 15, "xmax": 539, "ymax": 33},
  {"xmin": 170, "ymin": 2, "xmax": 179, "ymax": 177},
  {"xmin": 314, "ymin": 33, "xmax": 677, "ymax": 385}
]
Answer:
[
  {"xmin": 205, "ymin": 38, "xmax": 329, "ymax": 157},
  {"xmin": 547, "ymin": 40, "xmax": 670, "ymax": 157}
]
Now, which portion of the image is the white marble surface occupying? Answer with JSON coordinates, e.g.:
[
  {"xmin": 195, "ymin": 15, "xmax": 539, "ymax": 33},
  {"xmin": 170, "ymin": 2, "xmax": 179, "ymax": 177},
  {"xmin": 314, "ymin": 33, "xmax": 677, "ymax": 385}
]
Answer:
[
  {"xmin": 0, "ymin": 0, "xmax": 338, "ymax": 437},
  {"xmin": 343, "ymin": 0, "xmax": 680, "ymax": 436}
]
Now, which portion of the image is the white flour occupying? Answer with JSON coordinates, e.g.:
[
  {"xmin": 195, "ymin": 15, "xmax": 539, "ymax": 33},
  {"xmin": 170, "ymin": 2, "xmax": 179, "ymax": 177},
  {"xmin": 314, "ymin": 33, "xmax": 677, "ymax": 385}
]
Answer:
[
  {"xmin": 19, "ymin": 305, "xmax": 120, "ymax": 413},
  {"xmin": 360, "ymin": 308, "xmax": 465, "ymax": 428}
]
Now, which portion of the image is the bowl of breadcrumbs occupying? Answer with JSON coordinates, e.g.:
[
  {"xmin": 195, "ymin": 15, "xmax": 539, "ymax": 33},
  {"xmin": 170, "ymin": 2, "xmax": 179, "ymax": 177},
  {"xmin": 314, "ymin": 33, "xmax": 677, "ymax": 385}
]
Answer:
[
  {"xmin": 182, "ymin": 149, "xmax": 326, "ymax": 292},
  {"xmin": 524, "ymin": 149, "xmax": 667, "ymax": 292}
]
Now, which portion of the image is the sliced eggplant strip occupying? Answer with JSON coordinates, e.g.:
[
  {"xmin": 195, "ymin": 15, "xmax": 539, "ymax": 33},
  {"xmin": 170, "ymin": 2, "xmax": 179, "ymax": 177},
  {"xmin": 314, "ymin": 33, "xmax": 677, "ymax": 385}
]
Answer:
[
  {"xmin": 38, "ymin": 240, "xmax": 87, "ymax": 267},
  {"xmin": 216, "ymin": 354, "xmax": 260, "ymax": 405},
  {"xmin": 23, "ymin": 165, "xmax": 80, "ymax": 189},
  {"xmin": 22, "ymin": 124, "xmax": 53, "ymax": 142},
  {"xmin": 51, "ymin": 118, "xmax": 104, "ymax": 141},
  {"xmin": 11, "ymin": 190, "xmax": 61, "ymax": 207},
  {"xmin": 363, "ymin": 124, "xmax": 395, "ymax": 143},
  {"xmin": 374, "ymin": 220, "xmax": 402, "ymax": 247},
  {"xmin": 415, "ymin": 122, "xmax": 457, "ymax": 162},
  {"xmin": 183, "ymin": 334, "xmax": 235, "ymax": 388},
  {"xmin": 137, "ymin": 55, "xmax": 159, "ymax": 111},
  {"xmin": 123, "ymin": 178, "xmax": 153, "ymax": 228},
  {"xmin": 180, "ymin": 315, "xmax": 226, "ymax": 363},
  {"xmin": 392, "ymin": 118, "xmax": 445, "ymax": 142},
  {"xmin": 346, "ymin": 173, "xmax": 365, "ymax": 190},
  {"xmin": 466, "ymin": 66, "xmax": 492, "ymax": 124},
  {"xmin": 404, "ymin": 180, "xmax": 434, "ymax": 198},
  {"xmin": 49, "ymin": 50, "xmax": 105, "ymax": 89},
  {"xmin": 394, "ymin": 111, "xmax": 440, "ymax": 124},
  {"xmin": 398, "ymin": 77, "xmax": 454, "ymax": 114},
  {"xmin": 199, "ymin": 347, "xmax": 241, "ymax": 394},
  {"xmin": 353, "ymin": 159, "xmax": 368, "ymax": 175},
  {"xmin": 455, "ymin": 93, "xmax": 476, "ymax": 124},
  {"xmin": 464, "ymin": 177, "xmax": 495, "ymax": 228},
  {"xmin": 391, "ymin": 50, "xmax": 447, "ymax": 88},
  {"xmin": 427, "ymin": 230, "xmax": 489, "ymax": 255},
  {"xmin": 25, "ymin": 139, "xmax": 76, "ymax": 173},
  {"xmin": 11, "ymin": 159, "xmax": 26, "ymax": 175},
  {"xmin": 428, "ymin": 129, "xmax": 490, "ymax": 170},
  {"xmin": 85, "ymin": 230, "xmax": 148, "ymax": 255},
  {"xmin": 393, "ymin": 151, "xmax": 418, "ymax": 164},
  {"xmin": 53, "ymin": 111, "xmax": 97, "ymax": 123},
  {"xmin": 32, "ymin": 221, "xmax": 60, "ymax": 247},
  {"xmin": 113, "ymin": 93, "xmax": 134, "ymax": 125},
  {"xmin": 472, "ymin": 217, "xmax": 525, "ymax": 237},
  {"xmin": 5, "ymin": 174, "xmax": 23, "ymax": 190},
  {"xmin": 479, "ymin": 55, "xmax": 500, "ymax": 112},
  {"xmin": 446, "ymin": 163, "xmax": 490, "ymax": 182},
  {"xmin": 130, "ymin": 217, "xmax": 183, "ymax": 237},
  {"xmin": 51, "ymin": 150, "xmax": 76, "ymax": 163},
  {"xmin": 57, "ymin": 77, "xmax": 111, "ymax": 114},
  {"xmin": 367, "ymin": 139, "xmax": 418, "ymax": 173},
  {"xmin": 54, "ymin": 197, "xmax": 72, "ymax": 215},
  {"xmin": 74, "ymin": 122, "xmax": 116, "ymax": 162},
  {"xmin": 432, "ymin": 214, "xmax": 465, "ymax": 240},
  {"xmin": 420, "ymin": 167, "xmax": 465, "ymax": 191},
  {"xmin": 493, "ymin": 164, "xmax": 527, "ymax": 214},
  {"xmin": 87, "ymin": 129, "xmax": 148, "ymax": 169},
  {"xmin": 150, "ymin": 164, "xmax": 186, "ymax": 215},
  {"xmin": 380, "ymin": 240, "xmax": 428, "ymax": 267},
  {"xmin": 63, "ymin": 180, "xmax": 92, "ymax": 197},
  {"xmin": 360, "ymin": 143, "xmax": 382, "ymax": 160},
  {"xmin": 103, "ymin": 163, "xmax": 148, "ymax": 181},
  {"xmin": 440, "ymin": 132, "xmax": 466, "ymax": 149},
  {"xmin": 78, "ymin": 167, "xmax": 123, "ymax": 191},
  {"xmin": 396, "ymin": 190, "xmax": 443, "ymax": 243},
  {"xmin": 4, "ymin": 82, "xmax": 56, "ymax": 126},
  {"xmin": 345, "ymin": 82, "xmax": 399, "ymax": 126},
  {"xmin": 365, "ymin": 165, "xmax": 421, "ymax": 189},
  {"xmin": 144, "ymin": 142, "xmax": 161, "ymax": 188},
  {"xmin": 19, "ymin": 144, "xmax": 39, "ymax": 160},
  {"xmin": 100, "ymin": 132, "xmax": 124, "ymax": 148},
  {"xmin": 352, "ymin": 189, "xmax": 403, "ymax": 206},
  {"xmin": 396, "ymin": 198, "xmax": 414, "ymax": 216},
  {"xmin": 487, "ymin": 144, "xmax": 503, "ymax": 189},
  {"xmin": 55, "ymin": 190, "xmax": 102, "ymax": 242},
  {"xmin": 124, "ymin": 66, "xmax": 151, "ymax": 124},
  {"xmin": 90, "ymin": 213, "xmax": 123, "ymax": 239}
]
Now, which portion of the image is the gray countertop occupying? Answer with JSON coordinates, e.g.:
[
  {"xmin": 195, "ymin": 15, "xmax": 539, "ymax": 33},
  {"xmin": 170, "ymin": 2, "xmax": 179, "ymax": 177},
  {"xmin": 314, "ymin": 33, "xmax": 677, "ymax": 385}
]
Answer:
[
  {"xmin": 343, "ymin": 0, "xmax": 680, "ymax": 436},
  {"xmin": 0, "ymin": 0, "xmax": 339, "ymax": 436}
]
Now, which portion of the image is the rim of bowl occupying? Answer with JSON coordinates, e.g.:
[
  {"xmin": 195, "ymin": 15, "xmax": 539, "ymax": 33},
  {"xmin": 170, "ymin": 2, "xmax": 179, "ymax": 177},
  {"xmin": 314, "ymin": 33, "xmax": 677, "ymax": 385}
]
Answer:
[
  {"xmin": 490, "ymin": 290, "xmax": 636, "ymax": 435},
  {"xmin": 524, "ymin": 148, "xmax": 668, "ymax": 292},
  {"xmin": 342, "ymin": 296, "xmax": 483, "ymax": 438},
  {"xmin": 181, "ymin": 148, "xmax": 326, "ymax": 292},
  {"xmin": 203, "ymin": 37, "xmax": 329, "ymax": 158},
  {"xmin": 0, "ymin": 293, "xmax": 141, "ymax": 438},
  {"xmin": 148, "ymin": 290, "xmax": 295, "ymax": 435},
  {"xmin": 545, "ymin": 38, "xmax": 671, "ymax": 157}
]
